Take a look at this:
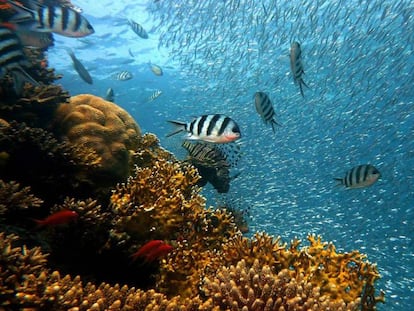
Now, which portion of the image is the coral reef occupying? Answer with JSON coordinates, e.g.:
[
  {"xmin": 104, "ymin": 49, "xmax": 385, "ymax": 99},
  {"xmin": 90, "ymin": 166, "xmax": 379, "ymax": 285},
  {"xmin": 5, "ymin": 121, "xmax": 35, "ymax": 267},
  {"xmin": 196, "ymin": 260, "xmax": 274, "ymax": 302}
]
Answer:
[
  {"xmin": 52, "ymin": 94, "xmax": 141, "ymax": 190},
  {"xmin": 0, "ymin": 120, "xmax": 101, "ymax": 204},
  {"xmin": 202, "ymin": 258, "xmax": 360, "ymax": 310},
  {"xmin": 0, "ymin": 180, "xmax": 43, "ymax": 217}
]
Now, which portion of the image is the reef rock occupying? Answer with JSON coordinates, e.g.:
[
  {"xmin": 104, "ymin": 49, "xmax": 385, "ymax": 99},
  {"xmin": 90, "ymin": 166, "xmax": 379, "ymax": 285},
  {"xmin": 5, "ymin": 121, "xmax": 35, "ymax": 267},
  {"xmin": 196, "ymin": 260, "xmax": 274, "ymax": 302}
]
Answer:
[{"xmin": 52, "ymin": 94, "xmax": 141, "ymax": 189}]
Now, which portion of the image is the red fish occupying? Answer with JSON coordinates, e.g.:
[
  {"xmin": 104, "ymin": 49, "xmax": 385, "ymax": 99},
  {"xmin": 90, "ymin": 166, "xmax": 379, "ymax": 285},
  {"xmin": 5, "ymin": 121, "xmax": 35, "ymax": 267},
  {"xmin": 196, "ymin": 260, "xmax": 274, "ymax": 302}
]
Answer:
[
  {"xmin": 145, "ymin": 243, "xmax": 173, "ymax": 262},
  {"xmin": 33, "ymin": 210, "xmax": 79, "ymax": 227},
  {"xmin": 130, "ymin": 240, "xmax": 173, "ymax": 262}
]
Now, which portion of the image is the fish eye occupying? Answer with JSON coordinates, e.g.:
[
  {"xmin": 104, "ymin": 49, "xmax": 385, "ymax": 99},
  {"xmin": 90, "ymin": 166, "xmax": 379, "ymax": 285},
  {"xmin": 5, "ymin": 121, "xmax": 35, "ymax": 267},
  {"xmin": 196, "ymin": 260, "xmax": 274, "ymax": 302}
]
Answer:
[
  {"xmin": 87, "ymin": 24, "xmax": 94, "ymax": 31},
  {"xmin": 232, "ymin": 126, "xmax": 240, "ymax": 133}
]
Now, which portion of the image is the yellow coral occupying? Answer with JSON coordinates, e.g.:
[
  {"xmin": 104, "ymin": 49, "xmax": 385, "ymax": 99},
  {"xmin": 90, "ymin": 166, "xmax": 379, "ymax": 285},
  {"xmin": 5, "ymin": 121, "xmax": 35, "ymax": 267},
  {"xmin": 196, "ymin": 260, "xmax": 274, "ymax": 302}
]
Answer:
[{"xmin": 52, "ymin": 94, "xmax": 141, "ymax": 186}]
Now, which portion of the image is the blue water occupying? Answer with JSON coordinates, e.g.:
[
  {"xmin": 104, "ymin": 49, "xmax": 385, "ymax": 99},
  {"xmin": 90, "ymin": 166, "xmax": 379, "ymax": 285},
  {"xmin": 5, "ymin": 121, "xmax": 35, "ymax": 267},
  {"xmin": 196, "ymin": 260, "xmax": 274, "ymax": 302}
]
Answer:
[{"xmin": 53, "ymin": 0, "xmax": 414, "ymax": 309}]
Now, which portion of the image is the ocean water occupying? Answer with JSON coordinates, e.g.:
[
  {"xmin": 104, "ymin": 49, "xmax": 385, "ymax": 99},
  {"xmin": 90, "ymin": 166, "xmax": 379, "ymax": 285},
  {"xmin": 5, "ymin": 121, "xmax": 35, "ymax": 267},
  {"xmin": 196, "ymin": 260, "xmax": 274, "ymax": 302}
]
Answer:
[{"xmin": 49, "ymin": 0, "xmax": 413, "ymax": 309}]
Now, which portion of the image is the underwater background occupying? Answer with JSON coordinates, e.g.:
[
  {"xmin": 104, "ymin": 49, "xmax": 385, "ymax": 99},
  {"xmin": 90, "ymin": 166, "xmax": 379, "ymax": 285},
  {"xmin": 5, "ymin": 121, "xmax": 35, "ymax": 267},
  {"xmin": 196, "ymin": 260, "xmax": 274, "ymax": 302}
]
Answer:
[{"xmin": 45, "ymin": 0, "xmax": 414, "ymax": 310}]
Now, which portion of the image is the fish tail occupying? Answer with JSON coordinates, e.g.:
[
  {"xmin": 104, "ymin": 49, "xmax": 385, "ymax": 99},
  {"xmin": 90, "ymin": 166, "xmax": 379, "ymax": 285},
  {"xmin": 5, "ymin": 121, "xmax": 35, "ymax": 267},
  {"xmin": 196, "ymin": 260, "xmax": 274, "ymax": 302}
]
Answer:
[
  {"xmin": 299, "ymin": 81, "xmax": 305, "ymax": 98},
  {"xmin": 333, "ymin": 178, "xmax": 344, "ymax": 186},
  {"xmin": 31, "ymin": 218, "xmax": 45, "ymax": 228},
  {"xmin": 166, "ymin": 120, "xmax": 186, "ymax": 137},
  {"xmin": 270, "ymin": 120, "xmax": 282, "ymax": 133}
]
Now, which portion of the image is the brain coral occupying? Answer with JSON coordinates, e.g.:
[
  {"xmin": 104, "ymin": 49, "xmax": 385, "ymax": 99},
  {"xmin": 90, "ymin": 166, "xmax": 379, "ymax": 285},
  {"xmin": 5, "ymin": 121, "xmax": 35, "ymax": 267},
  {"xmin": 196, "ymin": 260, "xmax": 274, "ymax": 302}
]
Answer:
[{"xmin": 52, "ymin": 94, "xmax": 141, "ymax": 188}]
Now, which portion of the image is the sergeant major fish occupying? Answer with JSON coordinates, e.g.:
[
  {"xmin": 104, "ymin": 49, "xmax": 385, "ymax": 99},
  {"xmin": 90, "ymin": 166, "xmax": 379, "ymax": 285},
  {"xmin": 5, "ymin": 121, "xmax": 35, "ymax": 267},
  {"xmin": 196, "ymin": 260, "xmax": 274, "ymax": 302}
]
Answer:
[
  {"xmin": 254, "ymin": 91, "xmax": 281, "ymax": 133},
  {"xmin": 182, "ymin": 140, "xmax": 241, "ymax": 168},
  {"xmin": 147, "ymin": 89, "xmax": 162, "ymax": 103},
  {"xmin": 112, "ymin": 70, "xmax": 133, "ymax": 81},
  {"xmin": 128, "ymin": 19, "xmax": 148, "ymax": 39},
  {"xmin": 290, "ymin": 41, "xmax": 308, "ymax": 97},
  {"xmin": 167, "ymin": 114, "xmax": 241, "ymax": 143},
  {"xmin": 66, "ymin": 48, "xmax": 92, "ymax": 84},
  {"xmin": 334, "ymin": 164, "xmax": 381, "ymax": 189},
  {"xmin": 7, "ymin": 0, "xmax": 94, "ymax": 38}
]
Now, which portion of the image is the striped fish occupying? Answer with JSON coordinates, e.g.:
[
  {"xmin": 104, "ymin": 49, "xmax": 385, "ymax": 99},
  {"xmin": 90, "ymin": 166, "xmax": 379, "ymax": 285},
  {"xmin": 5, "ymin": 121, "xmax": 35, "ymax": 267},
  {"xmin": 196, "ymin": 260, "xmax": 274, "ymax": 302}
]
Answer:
[
  {"xmin": 112, "ymin": 70, "xmax": 133, "ymax": 81},
  {"xmin": 147, "ymin": 90, "xmax": 162, "ymax": 103},
  {"xmin": 182, "ymin": 141, "xmax": 241, "ymax": 168},
  {"xmin": 0, "ymin": 24, "xmax": 39, "ymax": 92},
  {"xmin": 128, "ymin": 19, "xmax": 148, "ymax": 39},
  {"xmin": 167, "ymin": 114, "xmax": 241, "ymax": 143},
  {"xmin": 7, "ymin": 0, "xmax": 94, "ymax": 38},
  {"xmin": 254, "ymin": 91, "xmax": 281, "ymax": 133},
  {"xmin": 182, "ymin": 141, "xmax": 230, "ymax": 168},
  {"xmin": 289, "ymin": 41, "xmax": 308, "ymax": 97},
  {"xmin": 334, "ymin": 164, "xmax": 381, "ymax": 189}
]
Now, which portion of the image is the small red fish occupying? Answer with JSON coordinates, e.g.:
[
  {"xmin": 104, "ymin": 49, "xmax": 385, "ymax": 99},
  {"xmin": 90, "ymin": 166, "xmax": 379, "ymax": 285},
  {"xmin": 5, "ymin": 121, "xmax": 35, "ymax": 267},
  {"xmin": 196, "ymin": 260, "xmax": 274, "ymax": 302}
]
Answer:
[
  {"xmin": 130, "ymin": 240, "xmax": 173, "ymax": 262},
  {"xmin": 145, "ymin": 243, "xmax": 173, "ymax": 262},
  {"xmin": 33, "ymin": 210, "xmax": 79, "ymax": 227}
]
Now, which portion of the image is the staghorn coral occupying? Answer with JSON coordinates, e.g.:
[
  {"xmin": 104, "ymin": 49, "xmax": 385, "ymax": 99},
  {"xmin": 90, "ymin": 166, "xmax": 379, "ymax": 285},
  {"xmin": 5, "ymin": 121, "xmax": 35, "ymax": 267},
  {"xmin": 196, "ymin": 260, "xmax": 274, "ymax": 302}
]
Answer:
[
  {"xmin": 202, "ymin": 258, "xmax": 361, "ymax": 311},
  {"xmin": 0, "ymin": 232, "xmax": 213, "ymax": 311},
  {"xmin": 0, "ymin": 180, "xmax": 43, "ymax": 217},
  {"xmin": 52, "ymin": 94, "xmax": 141, "ymax": 189},
  {"xmin": 204, "ymin": 233, "xmax": 384, "ymax": 310}
]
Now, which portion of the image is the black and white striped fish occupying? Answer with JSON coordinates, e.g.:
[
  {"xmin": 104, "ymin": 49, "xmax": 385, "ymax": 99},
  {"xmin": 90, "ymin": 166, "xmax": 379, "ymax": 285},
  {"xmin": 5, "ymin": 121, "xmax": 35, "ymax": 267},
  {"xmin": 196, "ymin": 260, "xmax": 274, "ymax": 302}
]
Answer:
[
  {"xmin": 167, "ymin": 114, "xmax": 241, "ymax": 143},
  {"xmin": 0, "ymin": 24, "xmax": 39, "ymax": 93},
  {"xmin": 254, "ymin": 91, "xmax": 281, "ymax": 133},
  {"xmin": 128, "ymin": 19, "xmax": 148, "ymax": 39},
  {"xmin": 182, "ymin": 140, "xmax": 241, "ymax": 168},
  {"xmin": 147, "ymin": 90, "xmax": 162, "ymax": 103},
  {"xmin": 334, "ymin": 164, "xmax": 381, "ymax": 189},
  {"xmin": 112, "ymin": 70, "xmax": 133, "ymax": 81},
  {"xmin": 7, "ymin": 0, "xmax": 94, "ymax": 38},
  {"xmin": 290, "ymin": 41, "xmax": 308, "ymax": 97}
]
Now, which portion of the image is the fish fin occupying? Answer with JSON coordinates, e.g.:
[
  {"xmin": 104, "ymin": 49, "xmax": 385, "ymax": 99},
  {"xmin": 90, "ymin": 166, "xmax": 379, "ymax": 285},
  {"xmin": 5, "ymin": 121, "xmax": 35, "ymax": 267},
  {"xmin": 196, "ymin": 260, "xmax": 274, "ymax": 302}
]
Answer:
[
  {"xmin": 301, "ymin": 78, "xmax": 310, "ymax": 89},
  {"xmin": 9, "ymin": 68, "xmax": 39, "ymax": 95},
  {"xmin": 6, "ymin": 0, "xmax": 36, "ymax": 23},
  {"xmin": 166, "ymin": 120, "xmax": 186, "ymax": 137},
  {"xmin": 270, "ymin": 119, "xmax": 282, "ymax": 133}
]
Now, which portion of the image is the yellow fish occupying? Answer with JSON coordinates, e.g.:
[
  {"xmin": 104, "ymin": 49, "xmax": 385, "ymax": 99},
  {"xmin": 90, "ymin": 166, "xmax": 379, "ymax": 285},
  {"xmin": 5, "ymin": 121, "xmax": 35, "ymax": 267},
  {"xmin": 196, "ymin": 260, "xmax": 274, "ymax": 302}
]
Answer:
[{"xmin": 149, "ymin": 62, "xmax": 163, "ymax": 76}]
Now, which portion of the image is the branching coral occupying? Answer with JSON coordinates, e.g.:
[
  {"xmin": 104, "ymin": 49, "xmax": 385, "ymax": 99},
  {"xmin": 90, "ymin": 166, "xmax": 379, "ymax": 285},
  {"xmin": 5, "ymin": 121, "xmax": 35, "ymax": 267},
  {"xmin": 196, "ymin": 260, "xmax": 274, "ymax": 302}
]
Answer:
[
  {"xmin": 202, "ymin": 258, "xmax": 361, "ymax": 311},
  {"xmin": 0, "ymin": 179, "xmax": 43, "ymax": 217},
  {"xmin": 204, "ymin": 233, "xmax": 384, "ymax": 310},
  {"xmin": 0, "ymin": 232, "xmax": 211, "ymax": 310}
]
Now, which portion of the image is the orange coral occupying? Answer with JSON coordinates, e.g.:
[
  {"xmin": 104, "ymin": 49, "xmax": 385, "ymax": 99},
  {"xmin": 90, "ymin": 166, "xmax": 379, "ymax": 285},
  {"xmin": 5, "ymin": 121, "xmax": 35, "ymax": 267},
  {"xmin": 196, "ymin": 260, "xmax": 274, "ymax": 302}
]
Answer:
[{"xmin": 52, "ymin": 94, "xmax": 141, "ymax": 188}]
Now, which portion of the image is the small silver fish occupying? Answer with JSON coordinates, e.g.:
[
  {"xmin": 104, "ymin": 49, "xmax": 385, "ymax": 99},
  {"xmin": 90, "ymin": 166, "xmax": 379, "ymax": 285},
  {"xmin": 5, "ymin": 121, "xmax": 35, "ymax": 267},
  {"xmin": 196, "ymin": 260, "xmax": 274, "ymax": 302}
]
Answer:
[
  {"xmin": 254, "ymin": 91, "xmax": 281, "ymax": 133},
  {"xmin": 334, "ymin": 164, "xmax": 381, "ymax": 189},
  {"xmin": 128, "ymin": 19, "xmax": 148, "ymax": 39},
  {"xmin": 66, "ymin": 48, "xmax": 92, "ymax": 84},
  {"xmin": 167, "ymin": 114, "xmax": 241, "ymax": 143},
  {"xmin": 290, "ymin": 41, "xmax": 309, "ymax": 97},
  {"xmin": 112, "ymin": 70, "xmax": 133, "ymax": 81},
  {"xmin": 105, "ymin": 87, "xmax": 114, "ymax": 102},
  {"xmin": 147, "ymin": 90, "xmax": 162, "ymax": 102}
]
